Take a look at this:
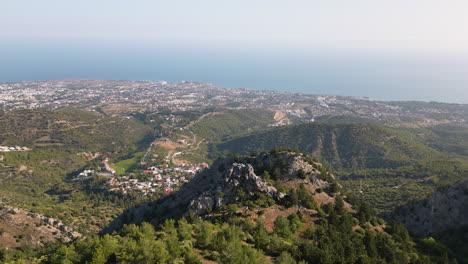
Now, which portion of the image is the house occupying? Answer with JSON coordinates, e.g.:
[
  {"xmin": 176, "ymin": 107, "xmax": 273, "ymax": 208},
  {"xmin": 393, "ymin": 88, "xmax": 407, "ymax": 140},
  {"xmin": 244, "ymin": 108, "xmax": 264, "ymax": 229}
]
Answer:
[{"xmin": 77, "ymin": 169, "xmax": 94, "ymax": 178}]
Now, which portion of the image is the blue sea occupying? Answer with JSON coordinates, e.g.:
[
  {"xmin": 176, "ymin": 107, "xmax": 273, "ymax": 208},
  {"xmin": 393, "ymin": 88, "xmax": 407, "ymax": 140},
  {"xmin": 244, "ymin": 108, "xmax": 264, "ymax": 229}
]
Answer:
[{"xmin": 1, "ymin": 42, "xmax": 467, "ymax": 104}]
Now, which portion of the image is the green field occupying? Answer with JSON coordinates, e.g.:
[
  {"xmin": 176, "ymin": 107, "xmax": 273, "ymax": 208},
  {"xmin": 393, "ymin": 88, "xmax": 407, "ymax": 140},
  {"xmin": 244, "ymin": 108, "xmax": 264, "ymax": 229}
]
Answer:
[{"xmin": 111, "ymin": 152, "xmax": 145, "ymax": 174}]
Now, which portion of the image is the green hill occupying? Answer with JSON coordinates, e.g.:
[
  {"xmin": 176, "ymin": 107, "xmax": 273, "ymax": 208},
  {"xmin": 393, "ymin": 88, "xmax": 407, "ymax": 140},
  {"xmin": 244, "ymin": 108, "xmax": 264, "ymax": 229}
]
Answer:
[
  {"xmin": 217, "ymin": 122, "xmax": 441, "ymax": 170},
  {"xmin": 394, "ymin": 124, "xmax": 468, "ymax": 157},
  {"xmin": 0, "ymin": 108, "xmax": 154, "ymax": 154}
]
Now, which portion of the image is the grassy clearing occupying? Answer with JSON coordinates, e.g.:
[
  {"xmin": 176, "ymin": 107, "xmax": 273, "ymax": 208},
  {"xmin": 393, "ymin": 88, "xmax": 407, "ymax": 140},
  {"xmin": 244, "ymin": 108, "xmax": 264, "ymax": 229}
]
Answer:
[{"xmin": 111, "ymin": 152, "xmax": 145, "ymax": 174}]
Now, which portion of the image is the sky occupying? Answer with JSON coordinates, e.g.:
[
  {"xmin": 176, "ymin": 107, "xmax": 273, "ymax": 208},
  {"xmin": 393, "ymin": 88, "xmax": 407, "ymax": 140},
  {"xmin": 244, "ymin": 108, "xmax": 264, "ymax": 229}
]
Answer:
[
  {"xmin": 3, "ymin": 0, "xmax": 468, "ymax": 53},
  {"xmin": 2, "ymin": 1, "xmax": 468, "ymax": 103}
]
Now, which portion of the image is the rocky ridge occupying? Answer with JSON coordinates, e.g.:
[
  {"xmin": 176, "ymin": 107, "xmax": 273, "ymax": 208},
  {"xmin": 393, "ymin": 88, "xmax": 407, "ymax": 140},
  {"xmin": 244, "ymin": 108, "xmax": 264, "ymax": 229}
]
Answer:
[
  {"xmin": 105, "ymin": 151, "xmax": 332, "ymax": 233},
  {"xmin": 0, "ymin": 206, "xmax": 81, "ymax": 249}
]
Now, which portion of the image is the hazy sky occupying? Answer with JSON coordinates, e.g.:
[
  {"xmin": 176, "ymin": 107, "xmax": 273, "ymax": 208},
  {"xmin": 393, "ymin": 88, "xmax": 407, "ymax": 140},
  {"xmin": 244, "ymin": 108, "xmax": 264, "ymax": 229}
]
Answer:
[{"xmin": 3, "ymin": 0, "xmax": 468, "ymax": 53}]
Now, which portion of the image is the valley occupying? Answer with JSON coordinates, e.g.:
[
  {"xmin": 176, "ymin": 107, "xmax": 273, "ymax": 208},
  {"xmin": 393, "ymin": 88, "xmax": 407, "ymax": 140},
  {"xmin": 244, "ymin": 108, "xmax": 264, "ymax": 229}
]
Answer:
[{"xmin": 0, "ymin": 80, "xmax": 466, "ymax": 263}]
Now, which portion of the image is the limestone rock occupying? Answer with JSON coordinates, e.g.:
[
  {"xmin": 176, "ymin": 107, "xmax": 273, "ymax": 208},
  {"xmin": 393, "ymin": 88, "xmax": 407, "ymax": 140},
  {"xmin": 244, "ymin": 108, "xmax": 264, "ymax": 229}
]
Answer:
[{"xmin": 104, "ymin": 152, "xmax": 331, "ymax": 233}]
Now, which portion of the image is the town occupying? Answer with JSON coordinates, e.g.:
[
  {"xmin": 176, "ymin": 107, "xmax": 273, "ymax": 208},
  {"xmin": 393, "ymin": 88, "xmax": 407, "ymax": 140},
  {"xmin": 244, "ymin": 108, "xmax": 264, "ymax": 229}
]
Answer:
[{"xmin": 0, "ymin": 79, "xmax": 465, "ymax": 126}]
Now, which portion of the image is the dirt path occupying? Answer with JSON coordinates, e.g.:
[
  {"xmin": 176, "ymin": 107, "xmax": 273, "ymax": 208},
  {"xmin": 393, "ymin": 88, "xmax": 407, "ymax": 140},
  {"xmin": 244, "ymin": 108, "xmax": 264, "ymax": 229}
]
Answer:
[
  {"xmin": 183, "ymin": 112, "xmax": 214, "ymax": 129},
  {"xmin": 140, "ymin": 141, "xmax": 156, "ymax": 164}
]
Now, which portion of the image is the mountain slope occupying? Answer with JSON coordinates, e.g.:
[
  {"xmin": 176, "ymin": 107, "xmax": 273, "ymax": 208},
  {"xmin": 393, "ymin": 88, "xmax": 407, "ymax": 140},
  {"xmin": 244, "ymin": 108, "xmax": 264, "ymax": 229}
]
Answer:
[
  {"xmin": 396, "ymin": 124, "xmax": 468, "ymax": 157},
  {"xmin": 386, "ymin": 180, "xmax": 468, "ymax": 263},
  {"xmin": 387, "ymin": 180, "xmax": 468, "ymax": 237},
  {"xmin": 105, "ymin": 151, "xmax": 332, "ymax": 232},
  {"xmin": 189, "ymin": 108, "xmax": 276, "ymax": 143},
  {"xmin": 217, "ymin": 123, "xmax": 441, "ymax": 170},
  {"xmin": 3, "ymin": 150, "xmax": 456, "ymax": 263},
  {"xmin": 0, "ymin": 108, "xmax": 156, "ymax": 243},
  {"xmin": 0, "ymin": 108, "xmax": 153, "ymax": 153}
]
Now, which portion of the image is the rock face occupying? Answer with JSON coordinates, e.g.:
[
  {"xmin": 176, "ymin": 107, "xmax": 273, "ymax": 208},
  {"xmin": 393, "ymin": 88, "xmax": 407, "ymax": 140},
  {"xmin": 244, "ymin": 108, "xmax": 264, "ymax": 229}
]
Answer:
[
  {"xmin": 386, "ymin": 180, "xmax": 468, "ymax": 237},
  {"xmin": 104, "ymin": 152, "xmax": 329, "ymax": 233}
]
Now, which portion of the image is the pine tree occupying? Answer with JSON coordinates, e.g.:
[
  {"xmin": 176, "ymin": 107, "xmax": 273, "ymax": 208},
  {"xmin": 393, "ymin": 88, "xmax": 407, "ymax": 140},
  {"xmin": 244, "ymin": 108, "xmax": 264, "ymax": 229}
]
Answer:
[
  {"xmin": 275, "ymin": 251, "xmax": 297, "ymax": 264},
  {"xmin": 274, "ymin": 216, "xmax": 292, "ymax": 238}
]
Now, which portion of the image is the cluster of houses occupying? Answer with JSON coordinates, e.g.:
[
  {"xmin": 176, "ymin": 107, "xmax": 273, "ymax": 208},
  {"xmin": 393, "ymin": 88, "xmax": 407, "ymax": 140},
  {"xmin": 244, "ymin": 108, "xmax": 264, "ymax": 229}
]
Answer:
[
  {"xmin": 0, "ymin": 146, "xmax": 30, "ymax": 152},
  {"xmin": 107, "ymin": 176, "xmax": 177, "ymax": 195},
  {"xmin": 101, "ymin": 157, "xmax": 116, "ymax": 174},
  {"xmin": 143, "ymin": 162, "xmax": 209, "ymax": 176},
  {"xmin": 107, "ymin": 162, "xmax": 209, "ymax": 195},
  {"xmin": 74, "ymin": 161, "xmax": 209, "ymax": 196}
]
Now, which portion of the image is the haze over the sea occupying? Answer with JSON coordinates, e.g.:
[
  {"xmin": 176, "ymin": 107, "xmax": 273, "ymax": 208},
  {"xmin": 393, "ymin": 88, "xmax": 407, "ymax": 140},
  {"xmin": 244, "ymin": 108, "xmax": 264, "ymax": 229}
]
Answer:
[
  {"xmin": 2, "ymin": 0, "xmax": 468, "ymax": 104},
  {"xmin": 2, "ymin": 43, "xmax": 467, "ymax": 104}
]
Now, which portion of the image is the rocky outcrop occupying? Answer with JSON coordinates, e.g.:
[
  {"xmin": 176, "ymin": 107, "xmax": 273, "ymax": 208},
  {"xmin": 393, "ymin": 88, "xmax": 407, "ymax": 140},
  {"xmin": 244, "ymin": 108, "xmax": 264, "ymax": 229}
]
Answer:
[
  {"xmin": 0, "ymin": 206, "xmax": 81, "ymax": 248},
  {"xmin": 104, "ymin": 152, "xmax": 330, "ymax": 233},
  {"xmin": 386, "ymin": 180, "xmax": 468, "ymax": 237}
]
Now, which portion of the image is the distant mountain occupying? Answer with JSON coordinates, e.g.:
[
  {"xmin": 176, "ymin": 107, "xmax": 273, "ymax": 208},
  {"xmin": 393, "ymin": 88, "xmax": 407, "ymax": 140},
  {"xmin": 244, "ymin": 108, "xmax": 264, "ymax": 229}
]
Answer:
[{"xmin": 216, "ymin": 123, "xmax": 441, "ymax": 170}]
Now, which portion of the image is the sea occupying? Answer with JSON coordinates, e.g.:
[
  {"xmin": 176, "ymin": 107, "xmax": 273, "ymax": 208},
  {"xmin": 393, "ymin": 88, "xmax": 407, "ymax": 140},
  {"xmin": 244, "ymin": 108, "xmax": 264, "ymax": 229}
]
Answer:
[{"xmin": 1, "ymin": 43, "xmax": 467, "ymax": 104}]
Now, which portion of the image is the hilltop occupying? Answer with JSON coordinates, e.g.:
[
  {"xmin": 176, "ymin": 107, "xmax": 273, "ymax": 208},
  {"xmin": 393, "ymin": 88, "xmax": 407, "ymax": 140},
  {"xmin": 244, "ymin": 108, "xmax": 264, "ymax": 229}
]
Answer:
[
  {"xmin": 105, "ymin": 151, "xmax": 334, "ymax": 232},
  {"xmin": 215, "ymin": 123, "xmax": 468, "ymax": 213}
]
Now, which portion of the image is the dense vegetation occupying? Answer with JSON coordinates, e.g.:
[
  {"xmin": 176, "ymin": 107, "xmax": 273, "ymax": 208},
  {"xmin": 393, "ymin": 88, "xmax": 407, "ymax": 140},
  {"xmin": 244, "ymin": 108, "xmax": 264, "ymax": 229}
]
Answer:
[
  {"xmin": 433, "ymin": 226, "xmax": 468, "ymax": 263},
  {"xmin": 4, "ymin": 212, "xmax": 454, "ymax": 263},
  {"xmin": 0, "ymin": 108, "xmax": 154, "ymax": 154},
  {"xmin": 395, "ymin": 124, "xmax": 468, "ymax": 157},
  {"xmin": 1, "ymin": 151, "xmax": 456, "ymax": 263},
  {"xmin": 0, "ymin": 109, "xmax": 158, "ymax": 238},
  {"xmin": 190, "ymin": 108, "xmax": 275, "ymax": 143},
  {"xmin": 213, "ymin": 123, "xmax": 468, "ymax": 213},
  {"xmin": 0, "ymin": 104, "xmax": 466, "ymax": 263},
  {"xmin": 217, "ymin": 122, "xmax": 441, "ymax": 169}
]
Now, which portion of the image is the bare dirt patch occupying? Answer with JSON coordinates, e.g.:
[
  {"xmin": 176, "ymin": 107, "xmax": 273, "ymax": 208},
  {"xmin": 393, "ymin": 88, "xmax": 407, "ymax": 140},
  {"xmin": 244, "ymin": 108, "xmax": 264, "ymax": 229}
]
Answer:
[
  {"xmin": 249, "ymin": 205, "xmax": 318, "ymax": 232},
  {"xmin": 273, "ymin": 111, "xmax": 286, "ymax": 121},
  {"xmin": 156, "ymin": 141, "xmax": 181, "ymax": 150}
]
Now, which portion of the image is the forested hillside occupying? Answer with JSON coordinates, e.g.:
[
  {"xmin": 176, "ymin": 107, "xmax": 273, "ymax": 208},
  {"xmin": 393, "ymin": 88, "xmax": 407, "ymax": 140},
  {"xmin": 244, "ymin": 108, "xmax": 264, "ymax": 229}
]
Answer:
[
  {"xmin": 216, "ymin": 123, "xmax": 468, "ymax": 213},
  {"xmin": 1, "ymin": 151, "xmax": 456, "ymax": 263},
  {"xmin": 0, "ymin": 108, "xmax": 157, "ymax": 248},
  {"xmin": 395, "ymin": 124, "xmax": 468, "ymax": 157},
  {"xmin": 0, "ymin": 108, "xmax": 154, "ymax": 153},
  {"xmin": 217, "ymin": 123, "xmax": 441, "ymax": 170},
  {"xmin": 190, "ymin": 108, "xmax": 276, "ymax": 143},
  {"xmin": 386, "ymin": 180, "xmax": 468, "ymax": 263}
]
